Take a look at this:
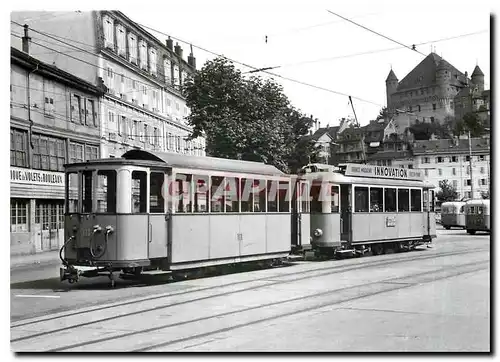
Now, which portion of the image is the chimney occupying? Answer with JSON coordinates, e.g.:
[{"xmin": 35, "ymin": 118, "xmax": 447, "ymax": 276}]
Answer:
[
  {"xmin": 174, "ymin": 42, "xmax": 183, "ymax": 58},
  {"xmin": 187, "ymin": 44, "xmax": 196, "ymax": 69},
  {"xmin": 166, "ymin": 36, "xmax": 173, "ymax": 51},
  {"xmin": 22, "ymin": 24, "xmax": 31, "ymax": 54}
]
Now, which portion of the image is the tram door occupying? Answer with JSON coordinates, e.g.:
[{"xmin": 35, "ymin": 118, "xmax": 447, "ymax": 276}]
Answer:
[
  {"xmin": 148, "ymin": 171, "xmax": 168, "ymax": 259},
  {"xmin": 294, "ymin": 180, "xmax": 311, "ymax": 249},
  {"xmin": 340, "ymin": 184, "xmax": 352, "ymax": 242}
]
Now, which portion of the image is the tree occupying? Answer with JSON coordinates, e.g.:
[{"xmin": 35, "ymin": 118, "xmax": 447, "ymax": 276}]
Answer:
[
  {"xmin": 436, "ymin": 180, "xmax": 459, "ymax": 203},
  {"xmin": 409, "ymin": 122, "xmax": 451, "ymax": 140},
  {"xmin": 183, "ymin": 56, "xmax": 317, "ymax": 173}
]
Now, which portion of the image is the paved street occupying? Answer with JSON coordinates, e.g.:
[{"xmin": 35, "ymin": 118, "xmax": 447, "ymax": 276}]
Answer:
[{"xmin": 11, "ymin": 228, "xmax": 490, "ymax": 352}]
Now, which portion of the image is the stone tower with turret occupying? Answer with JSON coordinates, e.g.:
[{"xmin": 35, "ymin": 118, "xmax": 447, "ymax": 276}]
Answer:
[
  {"xmin": 385, "ymin": 69, "xmax": 398, "ymax": 109},
  {"xmin": 471, "ymin": 65, "xmax": 485, "ymax": 92}
]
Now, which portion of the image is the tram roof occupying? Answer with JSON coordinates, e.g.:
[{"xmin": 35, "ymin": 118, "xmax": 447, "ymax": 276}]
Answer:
[
  {"xmin": 121, "ymin": 150, "xmax": 286, "ymax": 176},
  {"xmin": 465, "ymin": 199, "xmax": 490, "ymax": 206}
]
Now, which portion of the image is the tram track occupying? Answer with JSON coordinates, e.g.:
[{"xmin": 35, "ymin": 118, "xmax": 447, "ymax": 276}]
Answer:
[
  {"xmin": 11, "ymin": 246, "xmax": 484, "ymax": 330},
  {"xmin": 11, "ymin": 246, "xmax": 488, "ymax": 347},
  {"xmin": 23, "ymin": 258, "xmax": 489, "ymax": 352}
]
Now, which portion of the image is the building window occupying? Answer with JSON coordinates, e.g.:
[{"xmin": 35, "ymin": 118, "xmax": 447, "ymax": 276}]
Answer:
[
  {"xmin": 424, "ymin": 169, "xmax": 429, "ymax": 177},
  {"xmin": 173, "ymin": 64, "xmax": 180, "ymax": 87},
  {"xmin": 465, "ymin": 155, "xmax": 470, "ymax": 162},
  {"xmin": 452, "ymin": 168, "xmax": 456, "ymax": 176},
  {"xmin": 143, "ymin": 124, "xmax": 148, "ymax": 143},
  {"xmin": 32, "ymin": 134, "xmax": 65, "ymax": 171},
  {"xmin": 133, "ymin": 120, "xmax": 139, "ymax": 138},
  {"xmin": 69, "ymin": 142, "xmax": 84, "ymax": 163},
  {"xmin": 116, "ymin": 25, "xmax": 126, "ymax": 56},
  {"xmin": 479, "ymin": 155, "xmax": 485, "ymax": 161},
  {"xmin": 432, "ymin": 103, "xmax": 436, "ymax": 110},
  {"xmin": 437, "ymin": 157, "xmax": 444, "ymax": 163},
  {"xmin": 481, "ymin": 179, "xmax": 487, "ymax": 185},
  {"xmin": 430, "ymin": 116, "xmax": 435, "ymax": 123},
  {"xmin": 451, "ymin": 156, "xmax": 457, "ymax": 162},
  {"xmin": 465, "ymin": 179, "xmax": 471, "ymax": 186},
  {"xmin": 85, "ymin": 145, "xmax": 99, "ymax": 161},
  {"xmin": 11, "ymin": 199, "xmax": 28, "ymax": 232},
  {"xmin": 149, "ymin": 48, "xmax": 157, "ymax": 76},
  {"xmin": 103, "ymin": 16, "xmax": 114, "ymax": 48},
  {"xmin": 128, "ymin": 33, "xmax": 138, "ymax": 64},
  {"xmin": 164, "ymin": 58, "xmax": 172, "ymax": 84},
  {"xmin": 438, "ymin": 169, "xmax": 442, "ymax": 176},
  {"xmin": 417, "ymin": 105, "xmax": 421, "ymax": 112},
  {"xmin": 480, "ymin": 167, "xmax": 485, "ymax": 174},
  {"xmin": 139, "ymin": 40, "xmax": 148, "ymax": 70},
  {"xmin": 453, "ymin": 180, "xmax": 458, "ymax": 188},
  {"xmin": 44, "ymin": 91, "xmax": 55, "ymax": 116},
  {"xmin": 71, "ymin": 94, "xmax": 82, "ymax": 123},
  {"xmin": 10, "ymin": 129, "xmax": 28, "ymax": 167},
  {"xmin": 36, "ymin": 200, "xmax": 64, "ymax": 230},
  {"xmin": 85, "ymin": 99, "xmax": 96, "ymax": 126}
]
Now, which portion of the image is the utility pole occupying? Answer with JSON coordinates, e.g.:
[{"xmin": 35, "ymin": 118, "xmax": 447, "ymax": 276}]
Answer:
[
  {"xmin": 348, "ymin": 96, "xmax": 366, "ymax": 164},
  {"xmin": 468, "ymin": 130, "xmax": 474, "ymax": 199}
]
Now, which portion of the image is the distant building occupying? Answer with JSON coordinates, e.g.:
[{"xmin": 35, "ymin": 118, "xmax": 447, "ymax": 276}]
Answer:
[
  {"xmin": 10, "ymin": 46, "xmax": 104, "ymax": 255},
  {"xmin": 385, "ymin": 53, "xmax": 486, "ymax": 132},
  {"xmin": 10, "ymin": 11, "xmax": 206, "ymax": 158},
  {"xmin": 306, "ymin": 126, "xmax": 339, "ymax": 164},
  {"xmin": 412, "ymin": 138, "xmax": 490, "ymax": 200}
]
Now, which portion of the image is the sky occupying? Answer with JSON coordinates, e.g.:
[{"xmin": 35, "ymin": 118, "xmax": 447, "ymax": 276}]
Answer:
[{"xmin": 120, "ymin": 0, "xmax": 493, "ymax": 128}]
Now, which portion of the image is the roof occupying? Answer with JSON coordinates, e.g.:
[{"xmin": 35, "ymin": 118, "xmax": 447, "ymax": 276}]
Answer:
[
  {"xmin": 396, "ymin": 53, "xmax": 467, "ymax": 92},
  {"xmin": 412, "ymin": 138, "xmax": 490, "ymax": 155},
  {"xmin": 11, "ymin": 47, "xmax": 104, "ymax": 96},
  {"xmin": 471, "ymin": 65, "xmax": 484, "ymax": 77},
  {"xmin": 308, "ymin": 126, "xmax": 340, "ymax": 142},
  {"xmin": 122, "ymin": 150, "xmax": 285, "ymax": 176},
  {"xmin": 386, "ymin": 69, "xmax": 398, "ymax": 82}
]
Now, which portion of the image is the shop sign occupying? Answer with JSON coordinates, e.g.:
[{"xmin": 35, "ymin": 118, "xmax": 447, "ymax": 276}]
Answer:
[{"xmin": 10, "ymin": 167, "xmax": 65, "ymax": 187}]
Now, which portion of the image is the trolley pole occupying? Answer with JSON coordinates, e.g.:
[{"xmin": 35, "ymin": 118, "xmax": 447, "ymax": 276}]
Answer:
[{"xmin": 468, "ymin": 130, "xmax": 474, "ymax": 199}]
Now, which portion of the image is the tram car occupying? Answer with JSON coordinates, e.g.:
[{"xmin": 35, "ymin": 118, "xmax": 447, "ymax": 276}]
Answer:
[
  {"xmin": 297, "ymin": 163, "xmax": 436, "ymax": 256},
  {"xmin": 464, "ymin": 199, "xmax": 490, "ymax": 234},
  {"xmin": 59, "ymin": 151, "xmax": 436, "ymax": 285},
  {"xmin": 440, "ymin": 201, "xmax": 466, "ymax": 229}
]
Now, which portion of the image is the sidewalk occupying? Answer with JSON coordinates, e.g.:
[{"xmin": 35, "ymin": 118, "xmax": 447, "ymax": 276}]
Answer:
[{"xmin": 10, "ymin": 250, "xmax": 61, "ymax": 270}]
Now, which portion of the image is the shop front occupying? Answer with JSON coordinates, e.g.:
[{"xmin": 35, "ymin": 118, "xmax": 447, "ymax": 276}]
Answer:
[{"xmin": 10, "ymin": 167, "xmax": 65, "ymax": 255}]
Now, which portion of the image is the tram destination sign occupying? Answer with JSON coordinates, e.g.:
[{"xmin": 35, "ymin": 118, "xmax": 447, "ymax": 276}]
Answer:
[{"xmin": 345, "ymin": 164, "xmax": 424, "ymax": 181}]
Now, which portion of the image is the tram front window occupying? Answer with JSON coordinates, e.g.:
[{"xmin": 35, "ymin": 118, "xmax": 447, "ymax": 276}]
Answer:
[
  {"xmin": 82, "ymin": 170, "xmax": 93, "ymax": 213},
  {"xmin": 132, "ymin": 171, "xmax": 147, "ymax": 213},
  {"xmin": 331, "ymin": 185, "xmax": 339, "ymax": 213},
  {"xmin": 97, "ymin": 170, "xmax": 117, "ymax": 213},
  {"xmin": 150, "ymin": 172, "xmax": 165, "ymax": 213},
  {"xmin": 370, "ymin": 187, "xmax": 383, "ymax": 212}
]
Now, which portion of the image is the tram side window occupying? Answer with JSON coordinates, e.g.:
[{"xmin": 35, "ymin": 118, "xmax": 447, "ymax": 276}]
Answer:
[
  {"xmin": 211, "ymin": 176, "xmax": 224, "ymax": 213},
  {"xmin": 370, "ymin": 187, "xmax": 383, "ymax": 212},
  {"xmin": 331, "ymin": 185, "xmax": 339, "ymax": 213},
  {"xmin": 267, "ymin": 180, "xmax": 278, "ymax": 212},
  {"xmin": 241, "ymin": 178, "xmax": 253, "ymax": 212},
  {"xmin": 131, "ymin": 171, "xmax": 147, "ymax": 213},
  {"xmin": 82, "ymin": 171, "xmax": 93, "ymax": 213},
  {"xmin": 430, "ymin": 190, "xmax": 435, "ymax": 212},
  {"xmin": 193, "ymin": 175, "xmax": 209, "ymax": 213},
  {"xmin": 225, "ymin": 177, "xmax": 239, "ymax": 212},
  {"xmin": 278, "ymin": 181, "xmax": 290, "ymax": 212},
  {"xmin": 96, "ymin": 170, "xmax": 117, "ymax": 213},
  {"xmin": 175, "ymin": 173, "xmax": 192, "ymax": 213},
  {"xmin": 310, "ymin": 183, "xmax": 322, "ymax": 213},
  {"xmin": 397, "ymin": 188, "xmax": 410, "ymax": 212},
  {"xmin": 354, "ymin": 187, "xmax": 369, "ymax": 212},
  {"xmin": 410, "ymin": 189, "xmax": 422, "ymax": 212},
  {"xmin": 150, "ymin": 172, "xmax": 165, "ymax": 213},
  {"xmin": 253, "ymin": 179, "xmax": 266, "ymax": 212},
  {"xmin": 477, "ymin": 206, "xmax": 483, "ymax": 215},
  {"xmin": 384, "ymin": 188, "xmax": 397, "ymax": 212}
]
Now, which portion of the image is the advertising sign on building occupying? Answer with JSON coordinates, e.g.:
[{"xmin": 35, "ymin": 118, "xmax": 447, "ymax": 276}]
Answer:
[{"xmin": 10, "ymin": 167, "xmax": 65, "ymax": 187}]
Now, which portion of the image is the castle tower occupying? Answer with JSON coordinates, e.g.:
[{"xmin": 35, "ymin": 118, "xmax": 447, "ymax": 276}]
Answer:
[
  {"xmin": 436, "ymin": 59, "xmax": 451, "ymax": 87},
  {"xmin": 385, "ymin": 69, "xmax": 398, "ymax": 109},
  {"xmin": 471, "ymin": 65, "xmax": 485, "ymax": 92}
]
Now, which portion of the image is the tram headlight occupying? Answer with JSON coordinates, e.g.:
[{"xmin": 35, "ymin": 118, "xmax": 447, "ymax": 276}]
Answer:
[{"xmin": 313, "ymin": 228, "xmax": 323, "ymax": 237}]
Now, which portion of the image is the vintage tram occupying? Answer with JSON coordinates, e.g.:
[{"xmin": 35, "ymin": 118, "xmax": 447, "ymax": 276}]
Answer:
[
  {"xmin": 59, "ymin": 151, "xmax": 436, "ymax": 285},
  {"xmin": 464, "ymin": 199, "xmax": 490, "ymax": 234},
  {"xmin": 296, "ymin": 163, "xmax": 436, "ymax": 256},
  {"xmin": 440, "ymin": 201, "xmax": 466, "ymax": 230}
]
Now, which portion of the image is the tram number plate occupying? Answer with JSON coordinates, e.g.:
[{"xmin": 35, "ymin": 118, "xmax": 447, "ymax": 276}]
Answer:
[{"xmin": 385, "ymin": 217, "xmax": 396, "ymax": 227}]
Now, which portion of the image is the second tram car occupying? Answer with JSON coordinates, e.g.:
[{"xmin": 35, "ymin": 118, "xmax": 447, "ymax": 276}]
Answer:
[
  {"xmin": 59, "ymin": 151, "xmax": 436, "ymax": 285},
  {"xmin": 440, "ymin": 201, "xmax": 466, "ymax": 229}
]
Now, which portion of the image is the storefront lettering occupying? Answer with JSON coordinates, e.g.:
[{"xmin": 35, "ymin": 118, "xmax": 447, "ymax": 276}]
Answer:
[
  {"xmin": 10, "ymin": 167, "xmax": 64, "ymax": 186},
  {"xmin": 345, "ymin": 164, "xmax": 424, "ymax": 181}
]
